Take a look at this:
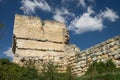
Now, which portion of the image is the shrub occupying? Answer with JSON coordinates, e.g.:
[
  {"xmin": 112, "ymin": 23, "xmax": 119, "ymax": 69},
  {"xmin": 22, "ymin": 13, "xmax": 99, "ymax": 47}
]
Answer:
[
  {"xmin": 40, "ymin": 61, "xmax": 75, "ymax": 80},
  {"xmin": 85, "ymin": 60, "xmax": 116, "ymax": 75},
  {"xmin": 0, "ymin": 58, "xmax": 40, "ymax": 80},
  {"xmin": 0, "ymin": 59, "xmax": 76, "ymax": 80},
  {"xmin": 78, "ymin": 59, "xmax": 120, "ymax": 80},
  {"xmin": 0, "ymin": 58, "xmax": 10, "ymax": 64}
]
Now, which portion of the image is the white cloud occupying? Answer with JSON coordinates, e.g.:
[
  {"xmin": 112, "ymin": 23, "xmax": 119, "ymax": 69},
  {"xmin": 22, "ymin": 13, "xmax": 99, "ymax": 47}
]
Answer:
[
  {"xmin": 53, "ymin": 8, "xmax": 75, "ymax": 23},
  {"xmin": 3, "ymin": 48, "xmax": 14, "ymax": 58},
  {"xmin": 79, "ymin": 0, "xmax": 86, "ymax": 7},
  {"xmin": 87, "ymin": 6, "xmax": 94, "ymax": 14},
  {"xmin": 20, "ymin": 0, "xmax": 51, "ymax": 15},
  {"xmin": 19, "ymin": 0, "xmax": 119, "ymax": 34},
  {"xmin": 68, "ymin": 7, "xmax": 104, "ymax": 34},
  {"xmin": 101, "ymin": 8, "xmax": 119, "ymax": 22},
  {"xmin": 78, "ymin": 0, "xmax": 95, "ymax": 8},
  {"xmin": 53, "ymin": 14, "xmax": 65, "ymax": 23},
  {"xmin": 54, "ymin": 8, "xmax": 70, "ymax": 16},
  {"xmin": 34, "ymin": 0, "xmax": 51, "ymax": 11},
  {"xmin": 68, "ymin": 7, "xmax": 119, "ymax": 34}
]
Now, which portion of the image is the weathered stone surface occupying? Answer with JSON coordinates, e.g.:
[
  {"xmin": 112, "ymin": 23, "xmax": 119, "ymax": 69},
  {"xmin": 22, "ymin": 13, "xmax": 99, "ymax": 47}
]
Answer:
[
  {"xmin": 114, "ymin": 54, "xmax": 120, "ymax": 60},
  {"xmin": 13, "ymin": 14, "xmax": 69, "ymax": 43},
  {"xmin": 14, "ymin": 14, "xmax": 44, "ymax": 40},
  {"xmin": 16, "ymin": 39, "xmax": 64, "ymax": 51},
  {"xmin": 12, "ymin": 14, "xmax": 120, "ymax": 77},
  {"xmin": 15, "ymin": 49, "xmax": 64, "ymax": 57},
  {"xmin": 43, "ymin": 20, "xmax": 69, "ymax": 43},
  {"xmin": 65, "ymin": 44, "xmax": 81, "ymax": 56},
  {"xmin": 67, "ymin": 35, "xmax": 120, "ymax": 76},
  {"xmin": 44, "ymin": 26, "xmax": 64, "ymax": 43},
  {"xmin": 13, "ymin": 14, "xmax": 69, "ymax": 73}
]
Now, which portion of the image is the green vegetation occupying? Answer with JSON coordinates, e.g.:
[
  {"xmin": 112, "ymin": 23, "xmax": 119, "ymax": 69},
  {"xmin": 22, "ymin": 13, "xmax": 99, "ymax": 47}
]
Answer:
[
  {"xmin": 86, "ymin": 60, "xmax": 116, "ymax": 74},
  {"xmin": 0, "ymin": 58, "xmax": 40, "ymax": 80},
  {"xmin": 0, "ymin": 59, "xmax": 74, "ymax": 80},
  {"xmin": 78, "ymin": 60, "xmax": 120, "ymax": 80},
  {"xmin": 39, "ymin": 61, "xmax": 74, "ymax": 80},
  {"xmin": 0, "ymin": 58, "xmax": 120, "ymax": 80}
]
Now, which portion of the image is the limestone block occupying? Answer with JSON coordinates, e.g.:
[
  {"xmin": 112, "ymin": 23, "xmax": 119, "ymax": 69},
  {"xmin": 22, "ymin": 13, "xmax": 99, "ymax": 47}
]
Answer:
[
  {"xmin": 114, "ymin": 36, "xmax": 120, "ymax": 40},
  {"xmin": 98, "ymin": 52, "xmax": 103, "ymax": 55},
  {"xmin": 106, "ymin": 50, "xmax": 110, "ymax": 53},
  {"xmin": 15, "ymin": 49, "xmax": 64, "ymax": 57},
  {"xmin": 81, "ymin": 56, "xmax": 86, "ymax": 60},
  {"xmin": 114, "ymin": 54, "xmax": 120, "ymax": 60},
  {"xmin": 97, "ymin": 55, "xmax": 102, "ymax": 60},
  {"xmin": 77, "ymin": 72, "xmax": 85, "ymax": 77},
  {"xmin": 116, "ymin": 49, "xmax": 120, "ymax": 53},
  {"xmin": 101, "ymin": 59, "xmax": 107, "ymax": 63},
  {"xmin": 43, "ymin": 20, "xmax": 68, "ymax": 43},
  {"xmin": 75, "ymin": 47, "xmax": 81, "ymax": 52},
  {"xmin": 80, "ymin": 64, "xmax": 86, "ymax": 68},
  {"xmin": 80, "ymin": 60, "xmax": 86, "ymax": 64},
  {"xmin": 113, "ymin": 60, "xmax": 120, "ymax": 67},
  {"xmin": 44, "ymin": 26, "xmax": 64, "ymax": 42},
  {"xmin": 87, "ymin": 57, "xmax": 92, "ymax": 63},
  {"xmin": 115, "ymin": 41, "xmax": 120, "ymax": 45},
  {"xmin": 113, "ymin": 45, "xmax": 119, "ymax": 50},
  {"xmin": 92, "ymin": 57, "xmax": 97, "ymax": 61},
  {"xmin": 91, "ymin": 54, "xmax": 96, "ymax": 58},
  {"xmin": 65, "ymin": 44, "xmax": 81, "ymax": 56},
  {"xmin": 16, "ymin": 39, "xmax": 64, "ymax": 51},
  {"xmin": 102, "ymin": 54, "xmax": 108, "ymax": 58},
  {"xmin": 81, "ymin": 53, "xmax": 86, "ymax": 56},
  {"xmin": 108, "ymin": 44, "xmax": 114, "ymax": 48},
  {"xmin": 110, "ymin": 41, "xmax": 115, "ymax": 46},
  {"xmin": 106, "ymin": 39, "xmax": 114, "ymax": 44},
  {"xmin": 14, "ymin": 14, "xmax": 44, "ymax": 40},
  {"xmin": 75, "ymin": 65, "xmax": 80, "ymax": 69},
  {"xmin": 77, "ymin": 67, "xmax": 82, "ymax": 71},
  {"xmin": 43, "ymin": 20, "xmax": 66, "ymax": 29},
  {"xmin": 103, "ymin": 50, "xmax": 107, "ymax": 54},
  {"xmin": 54, "ymin": 56, "xmax": 64, "ymax": 62},
  {"xmin": 13, "ymin": 57, "xmax": 21, "ymax": 63},
  {"xmin": 109, "ymin": 52, "xmax": 117, "ymax": 56}
]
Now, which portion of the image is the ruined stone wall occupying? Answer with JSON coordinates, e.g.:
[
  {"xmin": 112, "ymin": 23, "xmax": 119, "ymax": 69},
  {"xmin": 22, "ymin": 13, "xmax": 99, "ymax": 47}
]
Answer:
[
  {"xmin": 12, "ymin": 14, "xmax": 120, "ymax": 76},
  {"xmin": 12, "ymin": 14, "xmax": 69, "ymax": 71},
  {"xmin": 67, "ymin": 35, "xmax": 120, "ymax": 76}
]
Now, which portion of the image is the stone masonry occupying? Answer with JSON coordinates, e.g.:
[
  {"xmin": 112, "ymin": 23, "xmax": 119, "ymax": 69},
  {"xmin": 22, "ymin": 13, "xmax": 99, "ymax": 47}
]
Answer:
[
  {"xmin": 12, "ymin": 14, "xmax": 69, "ymax": 72},
  {"xmin": 12, "ymin": 14, "xmax": 120, "ymax": 76},
  {"xmin": 67, "ymin": 35, "xmax": 120, "ymax": 76}
]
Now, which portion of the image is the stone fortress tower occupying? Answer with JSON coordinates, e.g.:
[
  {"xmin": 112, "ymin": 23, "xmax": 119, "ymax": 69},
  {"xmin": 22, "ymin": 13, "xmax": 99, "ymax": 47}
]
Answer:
[
  {"xmin": 12, "ymin": 14, "xmax": 71, "ymax": 71},
  {"xmin": 12, "ymin": 14, "xmax": 120, "ymax": 76}
]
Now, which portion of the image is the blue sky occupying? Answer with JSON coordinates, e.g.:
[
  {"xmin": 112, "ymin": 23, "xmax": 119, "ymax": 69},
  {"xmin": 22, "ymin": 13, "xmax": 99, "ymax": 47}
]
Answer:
[{"xmin": 0, "ymin": 0, "xmax": 120, "ymax": 59}]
